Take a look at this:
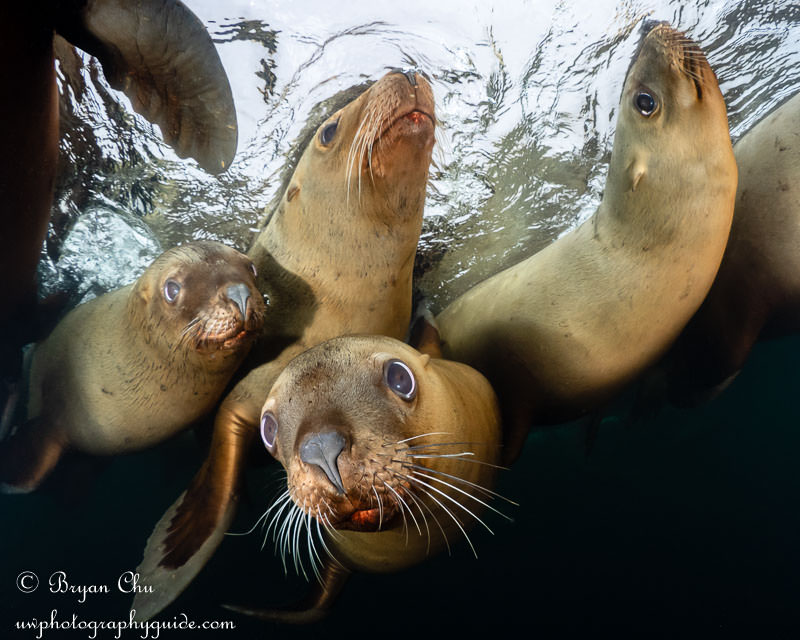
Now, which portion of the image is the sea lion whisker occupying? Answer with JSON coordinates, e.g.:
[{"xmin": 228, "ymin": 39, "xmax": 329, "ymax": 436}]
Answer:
[
  {"xmin": 400, "ymin": 471, "xmax": 495, "ymax": 536},
  {"xmin": 395, "ymin": 471, "xmax": 477, "ymax": 558},
  {"xmin": 395, "ymin": 479, "xmax": 435, "ymax": 555},
  {"xmin": 383, "ymin": 479, "xmax": 421, "ymax": 538},
  {"xmin": 400, "ymin": 462, "xmax": 518, "ymax": 506},
  {"xmin": 408, "ymin": 468, "xmax": 514, "ymax": 522},
  {"xmin": 380, "ymin": 479, "xmax": 410, "ymax": 544},
  {"xmin": 400, "ymin": 440, "xmax": 488, "ymax": 452},
  {"xmin": 292, "ymin": 502, "xmax": 309, "ymax": 581},
  {"xmin": 264, "ymin": 491, "xmax": 294, "ymax": 545},
  {"xmin": 406, "ymin": 453, "xmax": 508, "ymax": 470},
  {"xmin": 392, "ymin": 431, "xmax": 453, "ymax": 445},
  {"xmin": 372, "ymin": 485, "xmax": 384, "ymax": 530},
  {"xmin": 315, "ymin": 506, "xmax": 341, "ymax": 564},
  {"xmin": 407, "ymin": 452, "xmax": 475, "ymax": 459},
  {"xmin": 305, "ymin": 508, "xmax": 323, "ymax": 584},
  {"xmin": 228, "ymin": 489, "xmax": 290, "ymax": 537}
]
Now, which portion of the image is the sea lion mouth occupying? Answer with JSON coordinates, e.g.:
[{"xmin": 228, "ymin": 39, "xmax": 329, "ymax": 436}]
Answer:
[{"xmin": 182, "ymin": 307, "xmax": 264, "ymax": 353}]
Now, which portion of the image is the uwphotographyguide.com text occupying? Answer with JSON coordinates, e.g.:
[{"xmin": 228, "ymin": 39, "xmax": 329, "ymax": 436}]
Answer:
[{"xmin": 15, "ymin": 609, "xmax": 235, "ymax": 639}]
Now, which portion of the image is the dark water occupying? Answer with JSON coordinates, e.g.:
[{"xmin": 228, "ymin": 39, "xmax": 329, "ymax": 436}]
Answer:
[{"xmin": 4, "ymin": 0, "xmax": 800, "ymax": 638}]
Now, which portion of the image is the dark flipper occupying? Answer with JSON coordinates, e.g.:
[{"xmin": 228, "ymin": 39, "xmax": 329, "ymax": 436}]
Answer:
[
  {"xmin": 0, "ymin": 417, "xmax": 64, "ymax": 493},
  {"xmin": 132, "ymin": 401, "xmax": 254, "ymax": 620},
  {"xmin": 55, "ymin": 0, "xmax": 237, "ymax": 174},
  {"xmin": 222, "ymin": 561, "xmax": 351, "ymax": 625}
]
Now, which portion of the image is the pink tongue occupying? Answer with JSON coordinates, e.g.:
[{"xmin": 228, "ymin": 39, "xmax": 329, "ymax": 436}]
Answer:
[{"xmin": 349, "ymin": 508, "xmax": 380, "ymax": 528}]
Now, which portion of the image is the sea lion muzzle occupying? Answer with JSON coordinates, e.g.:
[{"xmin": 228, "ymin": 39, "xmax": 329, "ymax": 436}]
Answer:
[
  {"xmin": 225, "ymin": 283, "xmax": 252, "ymax": 319},
  {"xmin": 299, "ymin": 431, "xmax": 346, "ymax": 495}
]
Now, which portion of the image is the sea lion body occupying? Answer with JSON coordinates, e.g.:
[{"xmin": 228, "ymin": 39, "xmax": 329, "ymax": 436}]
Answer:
[
  {"xmin": 0, "ymin": 241, "xmax": 265, "ymax": 491},
  {"xmin": 436, "ymin": 23, "xmax": 737, "ymax": 459},
  {"xmin": 0, "ymin": 0, "xmax": 237, "ymax": 390},
  {"xmin": 230, "ymin": 335, "xmax": 502, "ymax": 622},
  {"xmin": 652, "ymin": 91, "xmax": 800, "ymax": 405},
  {"xmin": 134, "ymin": 71, "xmax": 436, "ymax": 619}
]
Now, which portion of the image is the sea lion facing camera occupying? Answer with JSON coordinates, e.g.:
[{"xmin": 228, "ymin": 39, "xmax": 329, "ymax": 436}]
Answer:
[
  {"xmin": 218, "ymin": 335, "xmax": 504, "ymax": 624},
  {"xmin": 133, "ymin": 70, "xmax": 436, "ymax": 619},
  {"xmin": 436, "ymin": 22, "xmax": 737, "ymax": 462},
  {"xmin": 0, "ymin": 241, "xmax": 265, "ymax": 492}
]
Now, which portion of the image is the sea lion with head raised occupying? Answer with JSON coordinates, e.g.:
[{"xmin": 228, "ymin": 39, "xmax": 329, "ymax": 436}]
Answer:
[
  {"xmin": 187, "ymin": 334, "xmax": 505, "ymax": 624},
  {"xmin": 0, "ymin": 241, "xmax": 265, "ymax": 492},
  {"xmin": 435, "ymin": 22, "xmax": 737, "ymax": 462},
  {"xmin": 133, "ymin": 70, "xmax": 436, "ymax": 619},
  {"xmin": 0, "ymin": 0, "xmax": 237, "ymax": 397},
  {"xmin": 639, "ymin": 90, "xmax": 800, "ymax": 407}
]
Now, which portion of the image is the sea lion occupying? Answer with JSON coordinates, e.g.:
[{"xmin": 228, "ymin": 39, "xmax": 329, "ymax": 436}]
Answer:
[
  {"xmin": 0, "ymin": 0, "xmax": 237, "ymax": 396},
  {"xmin": 192, "ymin": 334, "xmax": 506, "ymax": 623},
  {"xmin": 435, "ymin": 22, "xmax": 738, "ymax": 462},
  {"xmin": 641, "ymin": 90, "xmax": 800, "ymax": 407},
  {"xmin": 132, "ymin": 70, "xmax": 436, "ymax": 619},
  {"xmin": 0, "ymin": 241, "xmax": 265, "ymax": 492}
]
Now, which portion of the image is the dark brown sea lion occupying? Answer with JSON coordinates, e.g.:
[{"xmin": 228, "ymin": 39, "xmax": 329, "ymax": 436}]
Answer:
[
  {"xmin": 435, "ymin": 22, "xmax": 738, "ymax": 462},
  {"xmin": 220, "ymin": 334, "xmax": 505, "ymax": 623},
  {"xmin": 0, "ymin": 0, "xmax": 237, "ymax": 393},
  {"xmin": 0, "ymin": 241, "xmax": 265, "ymax": 492},
  {"xmin": 132, "ymin": 70, "xmax": 436, "ymax": 619},
  {"xmin": 641, "ymin": 90, "xmax": 800, "ymax": 407}
]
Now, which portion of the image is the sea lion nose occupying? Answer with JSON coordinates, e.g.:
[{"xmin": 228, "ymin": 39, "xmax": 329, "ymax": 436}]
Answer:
[
  {"xmin": 299, "ymin": 431, "xmax": 346, "ymax": 494},
  {"xmin": 225, "ymin": 283, "xmax": 251, "ymax": 319},
  {"xmin": 393, "ymin": 68, "xmax": 417, "ymax": 87}
]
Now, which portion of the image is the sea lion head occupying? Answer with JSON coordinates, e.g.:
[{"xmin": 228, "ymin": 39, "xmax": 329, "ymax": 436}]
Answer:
[
  {"xmin": 276, "ymin": 70, "xmax": 435, "ymax": 228},
  {"xmin": 258, "ymin": 335, "xmax": 501, "ymax": 539},
  {"xmin": 607, "ymin": 22, "xmax": 735, "ymax": 216},
  {"xmin": 130, "ymin": 241, "xmax": 266, "ymax": 357}
]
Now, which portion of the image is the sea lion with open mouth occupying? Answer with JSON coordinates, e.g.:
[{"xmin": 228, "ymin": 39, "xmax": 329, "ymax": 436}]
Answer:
[
  {"xmin": 436, "ymin": 22, "xmax": 738, "ymax": 462},
  {"xmin": 0, "ymin": 241, "xmax": 265, "ymax": 492},
  {"xmin": 133, "ymin": 70, "xmax": 436, "ymax": 619}
]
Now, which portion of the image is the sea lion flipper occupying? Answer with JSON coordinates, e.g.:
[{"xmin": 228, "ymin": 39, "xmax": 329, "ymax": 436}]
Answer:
[
  {"xmin": 222, "ymin": 561, "xmax": 351, "ymax": 625},
  {"xmin": 407, "ymin": 300, "xmax": 443, "ymax": 358},
  {"xmin": 0, "ymin": 417, "xmax": 63, "ymax": 493},
  {"xmin": 54, "ymin": 0, "xmax": 237, "ymax": 174},
  {"xmin": 132, "ymin": 402, "xmax": 254, "ymax": 619}
]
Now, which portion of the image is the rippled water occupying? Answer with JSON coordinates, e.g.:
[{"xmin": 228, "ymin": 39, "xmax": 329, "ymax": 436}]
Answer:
[
  {"xmin": 9, "ymin": 1, "xmax": 800, "ymax": 636},
  {"xmin": 45, "ymin": 0, "xmax": 800, "ymax": 309}
]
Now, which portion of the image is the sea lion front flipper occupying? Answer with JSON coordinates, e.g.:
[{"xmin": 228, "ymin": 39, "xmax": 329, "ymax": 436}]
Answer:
[
  {"xmin": 132, "ymin": 403, "xmax": 254, "ymax": 620},
  {"xmin": 0, "ymin": 418, "xmax": 64, "ymax": 493},
  {"xmin": 54, "ymin": 0, "xmax": 237, "ymax": 174},
  {"xmin": 407, "ymin": 300, "xmax": 443, "ymax": 358},
  {"xmin": 222, "ymin": 561, "xmax": 351, "ymax": 625}
]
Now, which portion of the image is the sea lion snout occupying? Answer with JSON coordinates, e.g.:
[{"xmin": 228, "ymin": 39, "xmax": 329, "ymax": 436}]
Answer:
[
  {"xmin": 298, "ymin": 431, "xmax": 347, "ymax": 495},
  {"xmin": 224, "ymin": 283, "xmax": 251, "ymax": 320}
]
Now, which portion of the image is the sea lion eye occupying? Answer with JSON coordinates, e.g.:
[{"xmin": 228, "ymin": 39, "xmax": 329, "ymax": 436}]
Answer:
[
  {"xmin": 635, "ymin": 92, "xmax": 657, "ymax": 116},
  {"xmin": 163, "ymin": 279, "xmax": 181, "ymax": 303},
  {"xmin": 384, "ymin": 359, "xmax": 416, "ymax": 401},
  {"xmin": 260, "ymin": 411, "xmax": 278, "ymax": 450},
  {"xmin": 319, "ymin": 119, "xmax": 339, "ymax": 145}
]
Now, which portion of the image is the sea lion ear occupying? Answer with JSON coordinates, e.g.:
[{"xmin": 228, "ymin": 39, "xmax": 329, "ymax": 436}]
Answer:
[
  {"xmin": 628, "ymin": 157, "xmax": 647, "ymax": 192},
  {"xmin": 55, "ymin": 0, "xmax": 238, "ymax": 174}
]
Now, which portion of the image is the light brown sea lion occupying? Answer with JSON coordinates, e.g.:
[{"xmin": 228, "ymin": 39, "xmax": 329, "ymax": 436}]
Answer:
[
  {"xmin": 217, "ymin": 334, "xmax": 505, "ymax": 624},
  {"xmin": 640, "ymin": 91, "xmax": 800, "ymax": 407},
  {"xmin": 0, "ymin": 241, "xmax": 265, "ymax": 492},
  {"xmin": 0, "ymin": 0, "xmax": 237, "ymax": 396},
  {"xmin": 435, "ymin": 22, "xmax": 738, "ymax": 462},
  {"xmin": 132, "ymin": 70, "xmax": 436, "ymax": 619}
]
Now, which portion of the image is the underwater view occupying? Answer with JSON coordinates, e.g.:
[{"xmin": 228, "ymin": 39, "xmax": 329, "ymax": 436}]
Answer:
[{"xmin": 3, "ymin": 0, "xmax": 800, "ymax": 636}]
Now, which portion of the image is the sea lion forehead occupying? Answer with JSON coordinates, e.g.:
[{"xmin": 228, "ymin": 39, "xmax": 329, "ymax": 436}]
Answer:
[{"xmin": 626, "ymin": 22, "xmax": 711, "ymax": 101}]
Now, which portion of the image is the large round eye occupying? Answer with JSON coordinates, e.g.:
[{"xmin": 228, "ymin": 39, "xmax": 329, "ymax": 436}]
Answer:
[
  {"xmin": 635, "ymin": 92, "xmax": 657, "ymax": 116},
  {"xmin": 163, "ymin": 279, "xmax": 181, "ymax": 303},
  {"xmin": 260, "ymin": 411, "xmax": 278, "ymax": 450},
  {"xmin": 319, "ymin": 119, "xmax": 339, "ymax": 145},
  {"xmin": 384, "ymin": 359, "xmax": 417, "ymax": 401}
]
